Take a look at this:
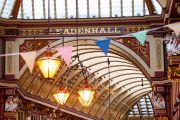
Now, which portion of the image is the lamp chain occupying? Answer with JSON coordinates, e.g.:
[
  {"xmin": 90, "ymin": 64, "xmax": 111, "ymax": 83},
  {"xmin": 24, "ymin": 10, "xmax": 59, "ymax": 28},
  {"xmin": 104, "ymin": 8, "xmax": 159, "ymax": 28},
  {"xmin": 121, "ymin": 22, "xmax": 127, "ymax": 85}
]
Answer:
[
  {"xmin": 74, "ymin": 0, "xmax": 87, "ymax": 85},
  {"xmin": 108, "ymin": 58, "xmax": 111, "ymax": 119},
  {"xmin": 76, "ymin": 0, "xmax": 79, "ymax": 60},
  {"xmin": 48, "ymin": 0, "xmax": 50, "ymax": 34},
  {"xmin": 47, "ymin": 0, "xmax": 59, "ymax": 118}
]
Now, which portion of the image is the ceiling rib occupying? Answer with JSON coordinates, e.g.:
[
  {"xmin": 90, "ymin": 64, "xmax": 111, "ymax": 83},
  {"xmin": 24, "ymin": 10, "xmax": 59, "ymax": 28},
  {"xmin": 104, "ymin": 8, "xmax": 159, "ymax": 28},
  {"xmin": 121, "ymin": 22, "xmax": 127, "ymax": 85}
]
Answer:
[
  {"xmin": 66, "ymin": 69, "xmax": 145, "ymax": 108},
  {"xmin": 121, "ymin": 94, "xmax": 150, "ymax": 120},
  {"xmin": 87, "ymin": 76, "xmax": 146, "ymax": 114},
  {"xmin": 11, "ymin": 0, "xmax": 22, "ymax": 19},
  {"xmin": 25, "ymin": 68, "xmax": 42, "ymax": 91},
  {"xmin": 137, "ymin": 101, "xmax": 143, "ymax": 119},
  {"xmin": 64, "ymin": 66, "xmax": 142, "ymax": 108},
  {"xmin": 103, "ymin": 90, "xmax": 150, "ymax": 118},
  {"xmin": 104, "ymin": 82, "xmax": 150, "ymax": 109},
  {"xmin": 62, "ymin": 57, "xmax": 136, "ymax": 100},
  {"xmin": 20, "ymin": 66, "xmax": 40, "ymax": 86},
  {"xmin": 145, "ymin": 0, "xmax": 156, "ymax": 15},
  {"xmin": 94, "ymin": 83, "xmax": 150, "ymax": 118},
  {"xmin": 101, "ymin": 85, "xmax": 151, "ymax": 119},
  {"xmin": 70, "ymin": 69, "xmax": 141, "ymax": 102},
  {"xmin": 80, "ymin": 76, "xmax": 148, "ymax": 114},
  {"xmin": 113, "ymin": 90, "xmax": 151, "ymax": 120},
  {"xmin": 114, "ymin": 93, "xmax": 147, "ymax": 120}
]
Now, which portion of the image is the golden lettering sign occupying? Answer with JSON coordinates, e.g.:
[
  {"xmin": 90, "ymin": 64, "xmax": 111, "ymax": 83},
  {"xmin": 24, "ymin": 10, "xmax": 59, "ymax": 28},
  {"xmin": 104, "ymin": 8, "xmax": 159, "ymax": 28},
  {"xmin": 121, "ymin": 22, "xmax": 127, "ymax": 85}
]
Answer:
[
  {"xmin": 50, "ymin": 27, "xmax": 124, "ymax": 34},
  {"xmin": 19, "ymin": 26, "xmax": 150, "ymax": 36}
]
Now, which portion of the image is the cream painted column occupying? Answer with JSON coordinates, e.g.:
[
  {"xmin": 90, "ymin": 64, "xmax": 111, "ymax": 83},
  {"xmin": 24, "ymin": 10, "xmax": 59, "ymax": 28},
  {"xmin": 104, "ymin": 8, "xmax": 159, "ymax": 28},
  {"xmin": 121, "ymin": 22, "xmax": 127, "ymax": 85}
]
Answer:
[
  {"xmin": 154, "ymin": 36, "xmax": 164, "ymax": 77},
  {"xmin": 155, "ymin": 38, "xmax": 164, "ymax": 70},
  {"xmin": 146, "ymin": 35, "xmax": 156, "ymax": 77},
  {"xmin": 5, "ymin": 40, "xmax": 15, "ymax": 80},
  {"xmin": 147, "ymin": 35, "xmax": 164, "ymax": 77},
  {"xmin": 14, "ymin": 38, "xmax": 25, "ymax": 79}
]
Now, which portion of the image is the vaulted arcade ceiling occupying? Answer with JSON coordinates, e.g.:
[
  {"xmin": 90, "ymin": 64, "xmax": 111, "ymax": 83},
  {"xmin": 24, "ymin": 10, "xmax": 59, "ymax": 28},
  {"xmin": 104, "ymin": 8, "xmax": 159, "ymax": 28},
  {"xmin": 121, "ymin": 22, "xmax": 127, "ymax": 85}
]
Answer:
[
  {"xmin": 17, "ymin": 38, "xmax": 152, "ymax": 120},
  {"xmin": 1, "ymin": 0, "xmax": 178, "ymax": 119}
]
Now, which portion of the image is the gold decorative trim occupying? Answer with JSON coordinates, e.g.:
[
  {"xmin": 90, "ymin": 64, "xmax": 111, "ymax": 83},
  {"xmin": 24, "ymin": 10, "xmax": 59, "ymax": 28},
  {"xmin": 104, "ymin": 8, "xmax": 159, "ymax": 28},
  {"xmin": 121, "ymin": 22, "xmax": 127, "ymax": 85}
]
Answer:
[{"xmin": 18, "ymin": 25, "xmax": 150, "ymax": 36}]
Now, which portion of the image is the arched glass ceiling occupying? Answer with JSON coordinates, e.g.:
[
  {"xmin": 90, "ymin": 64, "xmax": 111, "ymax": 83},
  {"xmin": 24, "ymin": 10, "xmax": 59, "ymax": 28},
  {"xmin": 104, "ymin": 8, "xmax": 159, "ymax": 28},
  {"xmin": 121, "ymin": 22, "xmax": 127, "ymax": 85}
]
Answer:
[
  {"xmin": 0, "ymin": 0, "xmax": 162, "ymax": 19},
  {"xmin": 128, "ymin": 94, "xmax": 154, "ymax": 118},
  {"xmin": 19, "ymin": 40, "xmax": 152, "ymax": 120}
]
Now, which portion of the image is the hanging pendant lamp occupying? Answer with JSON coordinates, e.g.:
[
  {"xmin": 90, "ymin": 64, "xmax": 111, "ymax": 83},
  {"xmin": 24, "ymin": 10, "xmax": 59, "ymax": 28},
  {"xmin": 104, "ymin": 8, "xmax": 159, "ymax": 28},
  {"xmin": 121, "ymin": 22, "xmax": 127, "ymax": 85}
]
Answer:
[
  {"xmin": 37, "ymin": 47, "xmax": 61, "ymax": 79},
  {"xmin": 53, "ymin": 86, "xmax": 70, "ymax": 105},
  {"xmin": 78, "ymin": 80, "xmax": 95, "ymax": 107}
]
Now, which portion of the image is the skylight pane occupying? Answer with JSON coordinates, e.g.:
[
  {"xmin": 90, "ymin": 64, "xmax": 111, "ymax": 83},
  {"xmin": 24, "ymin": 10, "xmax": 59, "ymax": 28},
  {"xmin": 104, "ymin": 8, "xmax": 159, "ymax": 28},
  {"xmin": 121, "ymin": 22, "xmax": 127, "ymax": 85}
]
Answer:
[
  {"xmin": 67, "ymin": 0, "xmax": 76, "ymax": 18},
  {"xmin": 0, "ymin": 0, "xmax": 5, "ymax": 14},
  {"xmin": 129, "ymin": 94, "xmax": 154, "ymax": 117},
  {"xmin": 145, "ymin": 3, "xmax": 149, "ymax": 15},
  {"xmin": 34, "ymin": 0, "xmax": 44, "ymax": 19},
  {"xmin": 151, "ymin": 0, "xmax": 162, "ymax": 14},
  {"xmin": 129, "ymin": 111, "xmax": 133, "ymax": 115},
  {"xmin": 78, "ymin": 0, "xmax": 87, "ymax": 18},
  {"xmin": 45, "ymin": 0, "xmax": 55, "ymax": 19},
  {"xmin": 23, "ymin": 0, "xmax": 33, "ymax": 19},
  {"xmin": 134, "ymin": 0, "xmax": 143, "ymax": 16},
  {"xmin": 100, "ymin": 0, "xmax": 110, "ymax": 17},
  {"xmin": 123, "ymin": 0, "xmax": 132, "ymax": 16},
  {"xmin": 56, "ymin": 0, "xmax": 65, "ymax": 18},
  {"xmin": 134, "ymin": 105, "xmax": 138, "ymax": 108},
  {"xmin": 1, "ymin": 0, "xmax": 15, "ymax": 18},
  {"xmin": 50, "ymin": 0, "xmax": 55, "ymax": 18},
  {"xmin": 140, "ymin": 98, "xmax": 145, "ymax": 102},
  {"xmin": 112, "ymin": 0, "xmax": 121, "ymax": 17},
  {"xmin": 89, "ymin": 0, "xmax": 98, "ymax": 18}
]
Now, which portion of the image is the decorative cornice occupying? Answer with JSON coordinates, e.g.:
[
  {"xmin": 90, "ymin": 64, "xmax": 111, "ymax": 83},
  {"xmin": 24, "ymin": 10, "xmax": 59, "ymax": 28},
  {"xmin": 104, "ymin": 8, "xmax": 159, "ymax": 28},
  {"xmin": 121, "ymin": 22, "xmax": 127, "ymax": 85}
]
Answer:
[
  {"xmin": 0, "ymin": 16, "xmax": 166, "ymax": 38},
  {"xmin": 114, "ymin": 37, "xmax": 150, "ymax": 67}
]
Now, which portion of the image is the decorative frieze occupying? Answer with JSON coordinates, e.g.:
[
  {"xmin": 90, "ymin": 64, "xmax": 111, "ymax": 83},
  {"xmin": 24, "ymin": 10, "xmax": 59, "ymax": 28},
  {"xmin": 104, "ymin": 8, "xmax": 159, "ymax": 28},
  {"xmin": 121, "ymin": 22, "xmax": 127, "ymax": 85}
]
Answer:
[
  {"xmin": 18, "ymin": 25, "xmax": 150, "ymax": 36},
  {"xmin": 115, "ymin": 37, "xmax": 150, "ymax": 67}
]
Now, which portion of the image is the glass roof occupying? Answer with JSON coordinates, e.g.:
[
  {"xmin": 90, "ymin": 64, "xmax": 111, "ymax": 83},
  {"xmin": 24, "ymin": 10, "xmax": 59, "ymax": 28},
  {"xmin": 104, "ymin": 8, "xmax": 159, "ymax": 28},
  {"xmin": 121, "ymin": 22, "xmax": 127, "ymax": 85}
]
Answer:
[
  {"xmin": 128, "ymin": 94, "xmax": 154, "ymax": 118},
  {"xmin": 0, "ymin": 0, "xmax": 162, "ymax": 19},
  {"xmin": 18, "ymin": 38, "xmax": 152, "ymax": 119},
  {"xmin": 0, "ymin": 0, "xmax": 15, "ymax": 18}
]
